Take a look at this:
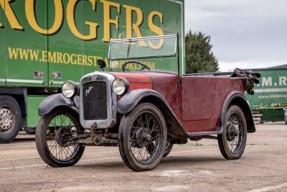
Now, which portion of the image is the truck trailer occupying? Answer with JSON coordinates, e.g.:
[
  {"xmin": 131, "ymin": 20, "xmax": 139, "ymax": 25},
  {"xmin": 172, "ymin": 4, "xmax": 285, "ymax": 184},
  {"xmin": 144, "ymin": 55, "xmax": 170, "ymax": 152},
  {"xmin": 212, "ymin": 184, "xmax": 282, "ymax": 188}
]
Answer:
[
  {"xmin": 245, "ymin": 66, "xmax": 287, "ymax": 124},
  {"xmin": 0, "ymin": 0, "xmax": 185, "ymax": 143}
]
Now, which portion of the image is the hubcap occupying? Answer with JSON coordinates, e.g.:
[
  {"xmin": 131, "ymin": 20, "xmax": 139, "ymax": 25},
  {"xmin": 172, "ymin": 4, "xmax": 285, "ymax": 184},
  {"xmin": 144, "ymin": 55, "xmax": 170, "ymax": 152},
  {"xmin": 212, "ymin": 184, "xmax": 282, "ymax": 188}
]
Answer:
[
  {"xmin": 135, "ymin": 127, "xmax": 152, "ymax": 148},
  {"xmin": 0, "ymin": 108, "xmax": 14, "ymax": 132},
  {"xmin": 226, "ymin": 124, "xmax": 239, "ymax": 142},
  {"xmin": 55, "ymin": 128, "xmax": 70, "ymax": 147}
]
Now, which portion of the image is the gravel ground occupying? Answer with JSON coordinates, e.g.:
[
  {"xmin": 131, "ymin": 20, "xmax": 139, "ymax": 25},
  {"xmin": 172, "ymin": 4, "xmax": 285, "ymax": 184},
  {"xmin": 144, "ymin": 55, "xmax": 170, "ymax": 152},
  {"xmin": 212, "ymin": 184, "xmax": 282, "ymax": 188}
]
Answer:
[{"xmin": 0, "ymin": 123, "xmax": 287, "ymax": 192}]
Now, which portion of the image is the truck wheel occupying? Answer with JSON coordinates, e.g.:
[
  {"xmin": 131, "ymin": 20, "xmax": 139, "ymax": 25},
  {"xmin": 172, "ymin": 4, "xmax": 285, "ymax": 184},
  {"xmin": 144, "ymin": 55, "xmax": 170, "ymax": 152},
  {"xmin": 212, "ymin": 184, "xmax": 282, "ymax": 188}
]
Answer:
[
  {"xmin": 163, "ymin": 138, "xmax": 173, "ymax": 157},
  {"xmin": 36, "ymin": 109, "xmax": 85, "ymax": 167},
  {"xmin": 218, "ymin": 105, "xmax": 247, "ymax": 160},
  {"xmin": 0, "ymin": 96, "xmax": 22, "ymax": 143},
  {"xmin": 118, "ymin": 103, "xmax": 167, "ymax": 171}
]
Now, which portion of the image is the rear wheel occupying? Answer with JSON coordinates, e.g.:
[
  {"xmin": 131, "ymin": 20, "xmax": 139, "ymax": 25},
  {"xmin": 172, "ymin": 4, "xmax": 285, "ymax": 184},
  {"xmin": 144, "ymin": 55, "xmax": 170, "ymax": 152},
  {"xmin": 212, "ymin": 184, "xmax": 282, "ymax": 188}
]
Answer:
[
  {"xmin": 118, "ymin": 103, "xmax": 167, "ymax": 171},
  {"xmin": 0, "ymin": 96, "xmax": 22, "ymax": 143},
  {"xmin": 218, "ymin": 105, "xmax": 247, "ymax": 159},
  {"xmin": 36, "ymin": 109, "xmax": 85, "ymax": 167}
]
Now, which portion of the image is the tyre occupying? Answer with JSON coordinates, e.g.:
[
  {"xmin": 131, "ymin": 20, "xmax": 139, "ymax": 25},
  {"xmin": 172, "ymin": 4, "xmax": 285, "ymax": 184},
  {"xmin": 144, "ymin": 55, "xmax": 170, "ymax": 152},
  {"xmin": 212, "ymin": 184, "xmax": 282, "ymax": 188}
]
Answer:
[
  {"xmin": 0, "ymin": 96, "xmax": 22, "ymax": 143},
  {"xmin": 163, "ymin": 137, "xmax": 173, "ymax": 157},
  {"xmin": 36, "ymin": 109, "xmax": 85, "ymax": 167},
  {"xmin": 218, "ymin": 105, "xmax": 247, "ymax": 160},
  {"xmin": 118, "ymin": 103, "xmax": 167, "ymax": 171}
]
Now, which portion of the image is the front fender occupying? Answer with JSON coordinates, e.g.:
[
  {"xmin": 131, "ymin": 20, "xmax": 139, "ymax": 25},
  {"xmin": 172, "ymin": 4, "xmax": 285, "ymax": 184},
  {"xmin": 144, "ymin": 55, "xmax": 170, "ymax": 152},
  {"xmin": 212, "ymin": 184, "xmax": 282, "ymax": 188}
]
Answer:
[
  {"xmin": 118, "ymin": 89, "xmax": 166, "ymax": 114},
  {"xmin": 38, "ymin": 94, "xmax": 79, "ymax": 116},
  {"xmin": 118, "ymin": 89, "xmax": 187, "ymax": 136},
  {"xmin": 220, "ymin": 91, "xmax": 256, "ymax": 133}
]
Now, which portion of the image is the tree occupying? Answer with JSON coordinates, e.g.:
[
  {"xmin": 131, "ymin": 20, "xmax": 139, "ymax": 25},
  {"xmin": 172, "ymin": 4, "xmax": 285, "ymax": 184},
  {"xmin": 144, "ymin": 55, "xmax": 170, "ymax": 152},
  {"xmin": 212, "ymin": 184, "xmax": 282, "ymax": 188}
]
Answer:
[{"xmin": 185, "ymin": 30, "xmax": 219, "ymax": 73}]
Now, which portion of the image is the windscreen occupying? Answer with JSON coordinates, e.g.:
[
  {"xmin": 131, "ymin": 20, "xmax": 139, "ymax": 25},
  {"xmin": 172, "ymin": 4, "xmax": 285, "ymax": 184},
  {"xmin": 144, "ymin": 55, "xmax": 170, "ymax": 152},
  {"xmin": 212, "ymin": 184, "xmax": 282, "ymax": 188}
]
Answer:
[{"xmin": 108, "ymin": 35, "xmax": 178, "ymax": 73}]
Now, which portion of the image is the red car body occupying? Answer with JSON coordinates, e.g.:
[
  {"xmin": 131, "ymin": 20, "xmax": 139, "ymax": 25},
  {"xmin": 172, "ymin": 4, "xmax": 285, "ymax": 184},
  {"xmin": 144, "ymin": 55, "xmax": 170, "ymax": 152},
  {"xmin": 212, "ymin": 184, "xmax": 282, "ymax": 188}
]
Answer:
[{"xmin": 112, "ymin": 71, "xmax": 254, "ymax": 134}]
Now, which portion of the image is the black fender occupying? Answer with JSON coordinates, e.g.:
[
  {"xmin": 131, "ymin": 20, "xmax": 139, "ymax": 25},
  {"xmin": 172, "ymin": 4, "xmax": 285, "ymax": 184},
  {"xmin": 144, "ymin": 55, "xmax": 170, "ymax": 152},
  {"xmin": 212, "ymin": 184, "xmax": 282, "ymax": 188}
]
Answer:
[
  {"xmin": 118, "ymin": 89, "xmax": 187, "ymax": 136},
  {"xmin": 220, "ymin": 91, "xmax": 256, "ymax": 133},
  {"xmin": 38, "ymin": 93, "xmax": 79, "ymax": 116}
]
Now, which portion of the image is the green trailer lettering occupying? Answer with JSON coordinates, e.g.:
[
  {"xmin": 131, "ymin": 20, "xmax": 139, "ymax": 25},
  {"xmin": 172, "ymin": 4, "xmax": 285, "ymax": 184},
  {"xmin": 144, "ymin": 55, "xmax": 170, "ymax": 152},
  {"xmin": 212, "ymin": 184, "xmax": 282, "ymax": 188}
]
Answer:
[
  {"xmin": 101, "ymin": 0, "xmax": 120, "ymax": 42},
  {"xmin": 279, "ymin": 76, "xmax": 286, "ymax": 86},
  {"xmin": 26, "ymin": 0, "xmax": 63, "ymax": 35},
  {"xmin": 0, "ymin": 0, "xmax": 23, "ymax": 30}
]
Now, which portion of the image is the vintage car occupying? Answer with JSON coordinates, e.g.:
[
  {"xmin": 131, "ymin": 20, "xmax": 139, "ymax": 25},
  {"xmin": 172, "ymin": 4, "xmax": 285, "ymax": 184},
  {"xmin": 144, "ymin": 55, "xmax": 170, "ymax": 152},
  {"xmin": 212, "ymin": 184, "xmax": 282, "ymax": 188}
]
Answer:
[{"xmin": 35, "ymin": 34, "xmax": 260, "ymax": 172}]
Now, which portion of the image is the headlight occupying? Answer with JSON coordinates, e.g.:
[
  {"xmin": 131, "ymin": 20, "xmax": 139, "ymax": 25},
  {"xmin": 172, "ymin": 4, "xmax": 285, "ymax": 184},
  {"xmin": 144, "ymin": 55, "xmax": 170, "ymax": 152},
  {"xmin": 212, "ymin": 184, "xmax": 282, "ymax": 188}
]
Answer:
[
  {"xmin": 112, "ymin": 78, "xmax": 129, "ymax": 96},
  {"xmin": 62, "ymin": 81, "xmax": 78, "ymax": 98}
]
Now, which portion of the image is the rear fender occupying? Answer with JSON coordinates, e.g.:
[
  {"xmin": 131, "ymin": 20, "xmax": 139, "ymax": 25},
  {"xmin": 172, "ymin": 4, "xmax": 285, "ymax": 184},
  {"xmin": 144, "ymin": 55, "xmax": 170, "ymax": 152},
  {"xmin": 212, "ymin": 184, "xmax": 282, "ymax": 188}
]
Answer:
[
  {"xmin": 220, "ymin": 91, "xmax": 255, "ymax": 133},
  {"xmin": 38, "ymin": 94, "xmax": 79, "ymax": 116}
]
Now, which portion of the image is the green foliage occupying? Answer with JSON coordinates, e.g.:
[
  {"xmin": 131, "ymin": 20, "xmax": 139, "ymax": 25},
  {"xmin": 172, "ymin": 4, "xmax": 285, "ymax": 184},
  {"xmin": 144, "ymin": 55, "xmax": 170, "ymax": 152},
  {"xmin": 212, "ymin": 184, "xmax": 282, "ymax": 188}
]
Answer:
[{"xmin": 185, "ymin": 30, "xmax": 219, "ymax": 73}]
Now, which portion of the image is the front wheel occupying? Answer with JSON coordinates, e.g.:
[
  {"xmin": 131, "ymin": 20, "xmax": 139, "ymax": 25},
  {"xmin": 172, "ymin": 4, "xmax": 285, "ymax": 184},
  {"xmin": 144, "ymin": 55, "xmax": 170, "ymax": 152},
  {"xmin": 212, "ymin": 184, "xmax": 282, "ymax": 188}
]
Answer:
[
  {"xmin": 218, "ymin": 105, "xmax": 247, "ymax": 160},
  {"xmin": 36, "ymin": 109, "xmax": 85, "ymax": 167},
  {"xmin": 118, "ymin": 103, "xmax": 167, "ymax": 171}
]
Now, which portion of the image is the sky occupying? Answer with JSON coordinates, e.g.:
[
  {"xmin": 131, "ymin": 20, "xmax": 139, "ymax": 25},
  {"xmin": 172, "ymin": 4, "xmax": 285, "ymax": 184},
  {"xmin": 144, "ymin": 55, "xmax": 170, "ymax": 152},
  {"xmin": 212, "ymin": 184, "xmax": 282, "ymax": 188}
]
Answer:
[{"xmin": 184, "ymin": 0, "xmax": 287, "ymax": 72}]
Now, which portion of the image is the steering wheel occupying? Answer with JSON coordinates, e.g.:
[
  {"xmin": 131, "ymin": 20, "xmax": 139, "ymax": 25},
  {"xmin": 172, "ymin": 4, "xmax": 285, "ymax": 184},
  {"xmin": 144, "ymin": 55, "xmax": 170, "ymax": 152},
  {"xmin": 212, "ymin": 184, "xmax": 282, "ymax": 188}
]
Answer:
[{"xmin": 122, "ymin": 61, "xmax": 150, "ymax": 72}]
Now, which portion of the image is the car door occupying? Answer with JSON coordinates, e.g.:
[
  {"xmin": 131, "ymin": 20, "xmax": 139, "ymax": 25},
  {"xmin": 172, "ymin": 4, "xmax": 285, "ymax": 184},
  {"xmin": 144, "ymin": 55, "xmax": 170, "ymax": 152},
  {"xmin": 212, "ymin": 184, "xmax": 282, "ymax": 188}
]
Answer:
[{"xmin": 181, "ymin": 76, "xmax": 216, "ymax": 132}]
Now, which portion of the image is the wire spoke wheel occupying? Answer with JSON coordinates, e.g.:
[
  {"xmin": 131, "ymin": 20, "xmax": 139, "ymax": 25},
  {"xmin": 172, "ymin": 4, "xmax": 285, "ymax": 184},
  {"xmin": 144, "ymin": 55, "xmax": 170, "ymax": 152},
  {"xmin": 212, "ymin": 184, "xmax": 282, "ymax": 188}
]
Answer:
[
  {"xmin": 130, "ymin": 112, "xmax": 160, "ymax": 163},
  {"xmin": 46, "ymin": 114, "xmax": 80, "ymax": 161},
  {"xmin": 36, "ymin": 109, "xmax": 85, "ymax": 167},
  {"xmin": 225, "ymin": 114, "xmax": 244, "ymax": 154},
  {"xmin": 218, "ymin": 105, "xmax": 247, "ymax": 160},
  {"xmin": 119, "ymin": 103, "xmax": 167, "ymax": 171}
]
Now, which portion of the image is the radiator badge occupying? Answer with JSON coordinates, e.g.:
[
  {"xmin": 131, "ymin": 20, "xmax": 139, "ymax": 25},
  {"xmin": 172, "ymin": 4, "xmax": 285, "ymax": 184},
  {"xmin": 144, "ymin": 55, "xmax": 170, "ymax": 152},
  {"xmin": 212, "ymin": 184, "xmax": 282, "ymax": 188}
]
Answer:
[{"xmin": 85, "ymin": 86, "xmax": 94, "ymax": 96}]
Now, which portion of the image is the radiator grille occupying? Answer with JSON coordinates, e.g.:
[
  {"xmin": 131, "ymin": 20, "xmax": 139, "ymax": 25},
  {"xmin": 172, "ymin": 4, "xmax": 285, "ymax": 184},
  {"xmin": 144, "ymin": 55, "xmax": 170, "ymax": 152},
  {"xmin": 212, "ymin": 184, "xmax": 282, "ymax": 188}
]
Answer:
[{"xmin": 82, "ymin": 81, "xmax": 107, "ymax": 120}]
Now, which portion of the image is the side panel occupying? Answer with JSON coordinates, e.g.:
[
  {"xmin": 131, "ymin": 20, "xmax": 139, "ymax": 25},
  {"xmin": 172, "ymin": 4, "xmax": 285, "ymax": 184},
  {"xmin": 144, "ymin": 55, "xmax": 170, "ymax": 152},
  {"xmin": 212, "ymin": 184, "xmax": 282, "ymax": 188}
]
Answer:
[
  {"xmin": 181, "ymin": 77, "xmax": 242, "ymax": 132},
  {"xmin": 247, "ymin": 69, "xmax": 287, "ymax": 109},
  {"xmin": 181, "ymin": 77, "xmax": 215, "ymax": 121},
  {"xmin": 27, "ymin": 95, "xmax": 45, "ymax": 127},
  {"xmin": 0, "ymin": 1, "xmax": 5, "ymax": 85},
  {"xmin": 246, "ymin": 69, "xmax": 287, "ymax": 121},
  {"xmin": 82, "ymin": 0, "xmax": 106, "ymax": 75},
  {"xmin": 48, "ymin": 1, "xmax": 86, "ymax": 87},
  {"xmin": 5, "ymin": 0, "xmax": 48, "ymax": 87}
]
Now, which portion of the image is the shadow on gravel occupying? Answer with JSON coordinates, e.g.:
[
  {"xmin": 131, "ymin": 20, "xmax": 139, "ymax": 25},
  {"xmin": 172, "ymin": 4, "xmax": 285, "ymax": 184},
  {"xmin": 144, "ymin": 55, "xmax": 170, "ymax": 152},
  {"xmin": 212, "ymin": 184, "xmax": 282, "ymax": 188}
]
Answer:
[
  {"xmin": 161, "ymin": 155, "xmax": 224, "ymax": 165},
  {"xmin": 74, "ymin": 155, "xmax": 224, "ymax": 172},
  {"xmin": 14, "ymin": 136, "xmax": 35, "ymax": 143},
  {"xmin": 77, "ymin": 161, "xmax": 126, "ymax": 171}
]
